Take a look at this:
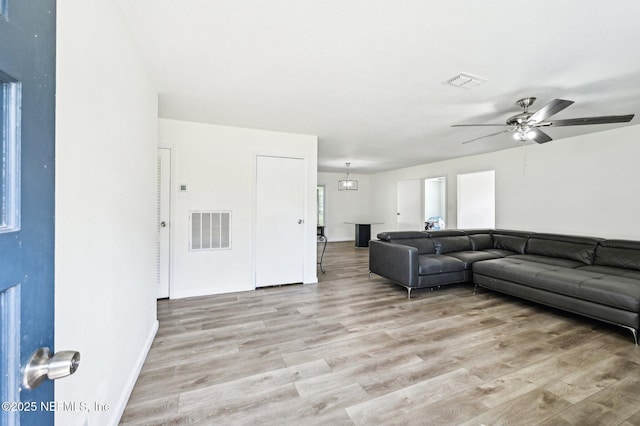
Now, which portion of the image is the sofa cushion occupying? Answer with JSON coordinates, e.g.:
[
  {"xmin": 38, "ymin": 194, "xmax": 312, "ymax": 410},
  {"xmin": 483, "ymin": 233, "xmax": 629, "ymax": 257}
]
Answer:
[
  {"xmin": 473, "ymin": 257, "xmax": 566, "ymax": 282},
  {"xmin": 426, "ymin": 230, "xmax": 472, "ymax": 254},
  {"xmin": 433, "ymin": 236, "xmax": 473, "ymax": 254},
  {"xmin": 525, "ymin": 233, "xmax": 601, "ymax": 265},
  {"xmin": 377, "ymin": 231, "xmax": 428, "ymax": 241},
  {"xmin": 418, "ymin": 254, "xmax": 466, "ymax": 275},
  {"xmin": 474, "ymin": 257, "xmax": 640, "ymax": 312},
  {"xmin": 425, "ymin": 230, "xmax": 467, "ymax": 238},
  {"xmin": 376, "ymin": 231, "xmax": 436, "ymax": 255},
  {"xmin": 507, "ymin": 254, "xmax": 585, "ymax": 269},
  {"xmin": 594, "ymin": 239, "xmax": 640, "ymax": 271},
  {"xmin": 468, "ymin": 233, "xmax": 493, "ymax": 250},
  {"xmin": 474, "ymin": 275, "xmax": 640, "ymax": 331},
  {"xmin": 482, "ymin": 249, "xmax": 519, "ymax": 257},
  {"xmin": 445, "ymin": 250, "xmax": 505, "ymax": 269},
  {"xmin": 578, "ymin": 265, "xmax": 640, "ymax": 281},
  {"xmin": 492, "ymin": 230, "xmax": 530, "ymax": 254},
  {"xmin": 391, "ymin": 239, "xmax": 435, "ymax": 255},
  {"xmin": 537, "ymin": 271, "xmax": 640, "ymax": 312}
]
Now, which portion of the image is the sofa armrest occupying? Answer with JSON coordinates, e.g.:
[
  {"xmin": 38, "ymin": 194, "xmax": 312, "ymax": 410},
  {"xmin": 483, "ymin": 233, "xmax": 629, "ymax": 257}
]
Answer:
[{"xmin": 369, "ymin": 240, "xmax": 418, "ymax": 287}]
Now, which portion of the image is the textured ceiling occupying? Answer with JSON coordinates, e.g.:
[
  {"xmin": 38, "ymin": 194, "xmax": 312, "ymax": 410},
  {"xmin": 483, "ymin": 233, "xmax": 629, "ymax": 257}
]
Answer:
[{"xmin": 118, "ymin": 0, "xmax": 640, "ymax": 173}]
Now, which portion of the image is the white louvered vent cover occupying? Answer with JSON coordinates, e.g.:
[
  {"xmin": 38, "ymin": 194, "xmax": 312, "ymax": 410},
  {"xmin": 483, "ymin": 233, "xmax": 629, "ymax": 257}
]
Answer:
[
  {"xmin": 443, "ymin": 72, "xmax": 487, "ymax": 89},
  {"xmin": 156, "ymin": 156, "xmax": 161, "ymax": 284},
  {"xmin": 190, "ymin": 211, "xmax": 232, "ymax": 250}
]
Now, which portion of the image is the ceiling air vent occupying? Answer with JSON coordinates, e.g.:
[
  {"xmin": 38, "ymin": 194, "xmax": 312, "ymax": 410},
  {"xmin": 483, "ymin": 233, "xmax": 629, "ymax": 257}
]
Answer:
[{"xmin": 443, "ymin": 73, "xmax": 487, "ymax": 89}]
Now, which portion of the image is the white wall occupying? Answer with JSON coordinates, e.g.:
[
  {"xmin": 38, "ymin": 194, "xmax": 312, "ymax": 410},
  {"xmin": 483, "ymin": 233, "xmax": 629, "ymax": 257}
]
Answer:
[
  {"xmin": 372, "ymin": 124, "xmax": 640, "ymax": 240},
  {"xmin": 317, "ymin": 172, "xmax": 373, "ymax": 241},
  {"xmin": 55, "ymin": 2, "xmax": 158, "ymax": 425},
  {"xmin": 457, "ymin": 170, "xmax": 495, "ymax": 228},
  {"xmin": 160, "ymin": 119, "xmax": 318, "ymax": 299}
]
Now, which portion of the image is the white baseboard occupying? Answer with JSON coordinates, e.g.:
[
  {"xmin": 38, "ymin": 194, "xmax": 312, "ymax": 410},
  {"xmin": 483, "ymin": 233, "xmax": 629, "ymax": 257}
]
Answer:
[
  {"xmin": 172, "ymin": 284, "xmax": 254, "ymax": 299},
  {"xmin": 108, "ymin": 319, "xmax": 159, "ymax": 426}
]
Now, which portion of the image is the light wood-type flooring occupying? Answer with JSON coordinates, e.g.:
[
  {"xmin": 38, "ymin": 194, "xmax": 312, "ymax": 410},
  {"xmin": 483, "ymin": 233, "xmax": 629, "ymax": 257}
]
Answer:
[{"xmin": 121, "ymin": 241, "xmax": 640, "ymax": 425}]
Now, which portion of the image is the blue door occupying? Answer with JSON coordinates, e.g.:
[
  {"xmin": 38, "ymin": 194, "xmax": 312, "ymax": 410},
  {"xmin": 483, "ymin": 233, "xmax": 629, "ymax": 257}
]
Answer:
[{"xmin": 0, "ymin": 0, "xmax": 57, "ymax": 425}]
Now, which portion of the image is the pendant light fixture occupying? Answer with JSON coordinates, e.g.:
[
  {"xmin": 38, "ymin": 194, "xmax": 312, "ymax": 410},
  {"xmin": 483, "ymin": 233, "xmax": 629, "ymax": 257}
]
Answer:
[{"xmin": 338, "ymin": 162, "xmax": 358, "ymax": 191}]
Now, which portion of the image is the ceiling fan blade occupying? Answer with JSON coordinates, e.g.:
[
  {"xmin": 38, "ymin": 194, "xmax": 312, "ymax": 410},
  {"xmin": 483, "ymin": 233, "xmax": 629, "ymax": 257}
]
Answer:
[
  {"xmin": 528, "ymin": 128, "xmax": 553, "ymax": 144},
  {"xmin": 461, "ymin": 129, "xmax": 512, "ymax": 144},
  {"xmin": 452, "ymin": 124, "xmax": 509, "ymax": 127},
  {"xmin": 528, "ymin": 99, "xmax": 574, "ymax": 123},
  {"xmin": 547, "ymin": 114, "xmax": 634, "ymax": 127}
]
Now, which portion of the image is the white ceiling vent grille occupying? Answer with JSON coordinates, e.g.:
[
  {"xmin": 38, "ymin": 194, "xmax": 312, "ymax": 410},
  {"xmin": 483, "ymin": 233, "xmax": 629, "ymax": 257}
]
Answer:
[
  {"xmin": 190, "ymin": 211, "xmax": 231, "ymax": 250},
  {"xmin": 443, "ymin": 73, "xmax": 487, "ymax": 89}
]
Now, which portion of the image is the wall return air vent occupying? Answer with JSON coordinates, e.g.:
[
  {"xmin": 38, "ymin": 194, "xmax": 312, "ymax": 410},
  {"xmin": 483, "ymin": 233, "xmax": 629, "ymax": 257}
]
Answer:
[
  {"xmin": 443, "ymin": 73, "xmax": 487, "ymax": 89},
  {"xmin": 190, "ymin": 211, "xmax": 231, "ymax": 250}
]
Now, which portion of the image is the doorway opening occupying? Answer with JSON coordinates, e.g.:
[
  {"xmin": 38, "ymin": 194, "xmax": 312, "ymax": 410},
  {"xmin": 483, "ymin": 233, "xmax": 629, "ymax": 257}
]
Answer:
[{"xmin": 424, "ymin": 176, "xmax": 446, "ymax": 230}]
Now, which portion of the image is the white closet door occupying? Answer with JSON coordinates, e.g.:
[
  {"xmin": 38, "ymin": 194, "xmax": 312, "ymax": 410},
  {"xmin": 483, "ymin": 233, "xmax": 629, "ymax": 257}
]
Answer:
[
  {"xmin": 255, "ymin": 156, "xmax": 305, "ymax": 287},
  {"xmin": 157, "ymin": 148, "xmax": 171, "ymax": 298},
  {"xmin": 397, "ymin": 179, "xmax": 423, "ymax": 230}
]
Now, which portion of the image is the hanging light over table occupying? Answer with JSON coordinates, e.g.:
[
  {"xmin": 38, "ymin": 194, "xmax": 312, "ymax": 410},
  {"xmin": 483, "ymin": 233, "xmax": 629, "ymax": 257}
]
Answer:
[{"xmin": 338, "ymin": 162, "xmax": 358, "ymax": 191}]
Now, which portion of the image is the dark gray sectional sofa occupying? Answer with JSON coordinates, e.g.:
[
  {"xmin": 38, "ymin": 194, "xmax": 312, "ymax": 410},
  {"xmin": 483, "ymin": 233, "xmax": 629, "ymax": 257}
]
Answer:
[{"xmin": 369, "ymin": 229, "xmax": 640, "ymax": 344}]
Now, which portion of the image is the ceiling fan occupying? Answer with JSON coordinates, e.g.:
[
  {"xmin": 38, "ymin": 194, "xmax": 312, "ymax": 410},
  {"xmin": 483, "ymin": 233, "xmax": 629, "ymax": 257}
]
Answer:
[{"xmin": 453, "ymin": 97, "xmax": 634, "ymax": 144}]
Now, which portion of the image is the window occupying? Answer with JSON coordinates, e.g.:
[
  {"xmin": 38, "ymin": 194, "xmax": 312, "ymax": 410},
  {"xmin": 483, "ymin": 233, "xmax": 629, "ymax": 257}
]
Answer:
[
  {"xmin": 317, "ymin": 185, "xmax": 325, "ymax": 226},
  {"xmin": 0, "ymin": 73, "xmax": 20, "ymax": 234}
]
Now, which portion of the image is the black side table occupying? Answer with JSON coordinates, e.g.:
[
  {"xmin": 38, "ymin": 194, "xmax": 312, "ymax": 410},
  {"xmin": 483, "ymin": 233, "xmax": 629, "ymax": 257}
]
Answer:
[
  {"xmin": 354, "ymin": 224, "xmax": 371, "ymax": 248},
  {"xmin": 344, "ymin": 222, "xmax": 384, "ymax": 248}
]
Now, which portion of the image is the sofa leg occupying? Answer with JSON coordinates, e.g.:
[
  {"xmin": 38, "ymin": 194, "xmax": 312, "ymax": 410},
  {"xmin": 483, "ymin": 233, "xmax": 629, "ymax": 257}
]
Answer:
[
  {"xmin": 473, "ymin": 282, "xmax": 479, "ymax": 294},
  {"xmin": 407, "ymin": 287, "xmax": 412, "ymax": 299},
  {"xmin": 620, "ymin": 325, "xmax": 638, "ymax": 345}
]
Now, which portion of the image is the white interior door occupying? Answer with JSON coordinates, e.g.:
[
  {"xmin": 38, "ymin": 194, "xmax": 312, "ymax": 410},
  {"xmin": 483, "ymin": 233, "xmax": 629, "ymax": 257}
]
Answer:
[
  {"xmin": 157, "ymin": 148, "xmax": 171, "ymax": 298},
  {"xmin": 397, "ymin": 179, "xmax": 424, "ymax": 230},
  {"xmin": 255, "ymin": 156, "xmax": 305, "ymax": 287}
]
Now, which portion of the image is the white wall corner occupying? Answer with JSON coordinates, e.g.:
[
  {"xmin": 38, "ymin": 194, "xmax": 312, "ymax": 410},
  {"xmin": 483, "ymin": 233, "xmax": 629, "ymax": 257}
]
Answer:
[{"xmin": 108, "ymin": 320, "xmax": 159, "ymax": 425}]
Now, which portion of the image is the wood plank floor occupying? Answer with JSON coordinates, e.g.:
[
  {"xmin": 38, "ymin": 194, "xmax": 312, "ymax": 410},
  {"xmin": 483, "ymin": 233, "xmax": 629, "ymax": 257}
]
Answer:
[{"xmin": 121, "ymin": 241, "xmax": 640, "ymax": 425}]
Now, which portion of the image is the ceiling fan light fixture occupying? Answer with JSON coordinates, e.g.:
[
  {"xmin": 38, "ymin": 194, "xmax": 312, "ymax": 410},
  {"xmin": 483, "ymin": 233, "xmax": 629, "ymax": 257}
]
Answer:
[
  {"xmin": 455, "ymin": 97, "xmax": 635, "ymax": 145},
  {"xmin": 513, "ymin": 132, "xmax": 528, "ymax": 141},
  {"xmin": 512, "ymin": 126, "xmax": 532, "ymax": 141}
]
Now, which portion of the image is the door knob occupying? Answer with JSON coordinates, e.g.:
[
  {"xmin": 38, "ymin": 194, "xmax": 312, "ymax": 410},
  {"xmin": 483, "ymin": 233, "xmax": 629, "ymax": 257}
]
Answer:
[
  {"xmin": 160, "ymin": 221, "xmax": 167, "ymax": 227},
  {"xmin": 298, "ymin": 219, "xmax": 304, "ymax": 224},
  {"xmin": 23, "ymin": 348, "xmax": 80, "ymax": 390}
]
